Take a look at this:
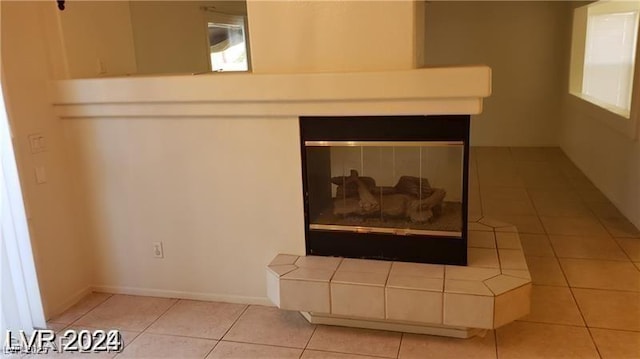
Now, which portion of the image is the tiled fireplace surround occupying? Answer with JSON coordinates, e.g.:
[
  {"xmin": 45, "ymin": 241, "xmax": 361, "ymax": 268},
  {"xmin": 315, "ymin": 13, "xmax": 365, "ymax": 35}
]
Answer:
[{"xmin": 53, "ymin": 66, "xmax": 527, "ymax": 337}]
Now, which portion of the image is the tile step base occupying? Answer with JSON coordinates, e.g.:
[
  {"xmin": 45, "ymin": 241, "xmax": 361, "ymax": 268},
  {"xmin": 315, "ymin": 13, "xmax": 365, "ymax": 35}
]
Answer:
[{"xmin": 300, "ymin": 312, "xmax": 485, "ymax": 339}]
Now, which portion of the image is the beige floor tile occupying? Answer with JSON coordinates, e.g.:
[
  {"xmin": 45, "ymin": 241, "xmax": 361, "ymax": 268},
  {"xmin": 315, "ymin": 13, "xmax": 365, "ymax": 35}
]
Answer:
[
  {"xmin": 482, "ymin": 198, "xmax": 536, "ymax": 217},
  {"xmin": 306, "ymin": 326, "xmax": 401, "ymax": 358},
  {"xmin": 519, "ymin": 234, "xmax": 555, "ymax": 257},
  {"xmin": 498, "ymin": 249, "xmax": 528, "ymax": 270},
  {"xmin": 486, "ymin": 215, "xmax": 545, "ymax": 234},
  {"xmin": 519, "ymin": 167, "xmax": 572, "ymax": 190},
  {"xmin": 615, "ymin": 237, "xmax": 640, "ymax": 261},
  {"xmin": 540, "ymin": 216, "xmax": 609, "ymax": 236},
  {"xmin": 495, "ymin": 232, "xmax": 521, "ymax": 249},
  {"xmin": 389, "ymin": 262, "xmax": 444, "ymax": 278},
  {"xmin": 206, "ymin": 341, "xmax": 302, "ymax": 359},
  {"xmin": 527, "ymin": 188, "xmax": 581, "ymax": 203},
  {"xmin": 496, "ymin": 321, "xmax": 598, "ymax": 359},
  {"xmin": 22, "ymin": 348, "xmax": 116, "ymax": 359},
  {"xmin": 525, "ymin": 256, "xmax": 567, "ymax": 286},
  {"xmin": 146, "ymin": 300, "xmax": 246, "ymax": 340},
  {"xmin": 469, "ymin": 188, "xmax": 483, "ymax": 216},
  {"xmin": 223, "ymin": 306, "xmax": 314, "ymax": 348},
  {"xmin": 45, "ymin": 322, "xmax": 69, "ymax": 332},
  {"xmin": 116, "ymin": 333, "xmax": 215, "ymax": 359},
  {"xmin": 477, "ymin": 169, "xmax": 524, "ymax": 188},
  {"xmin": 532, "ymin": 198, "xmax": 593, "ymax": 217},
  {"xmin": 601, "ymin": 217, "xmax": 640, "ymax": 238},
  {"xmin": 589, "ymin": 328, "xmax": 640, "ymax": 359},
  {"xmin": 468, "ymin": 231, "xmax": 496, "ymax": 249},
  {"xmin": 337, "ymin": 258, "xmax": 391, "ymax": 274},
  {"xmin": 550, "ymin": 235, "xmax": 628, "ymax": 261},
  {"xmin": 22, "ymin": 328, "xmax": 138, "ymax": 359},
  {"xmin": 49, "ymin": 293, "xmax": 112, "ymax": 325},
  {"xmin": 573, "ymin": 288, "xmax": 640, "ymax": 331},
  {"xmin": 480, "ymin": 186, "xmax": 530, "ymax": 202},
  {"xmin": 510, "ymin": 147, "xmax": 549, "ymax": 162},
  {"xmin": 476, "ymin": 147, "xmax": 513, "ymax": 161},
  {"xmin": 586, "ymin": 200, "xmax": 625, "ymax": 219},
  {"xmin": 521, "ymin": 286, "xmax": 584, "ymax": 326},
  {"xmin": 398, "ymin": 332, "xmax": 496, "ymax": 359},
  {"xmin": 559, "ymin": 258, "xmax": 640, "ymax": 291},
  {"xmin": 75, "ymin": 295, "xmax": 177, "ymax": 332},
  {"xmin": 23, "ymin": 325, "xmax": 140, "ymax": 359},
  {"xmin": 576, "ymin": 187, "xmax": 611, "ymax": 203},
  {"xmin": 302, "ymin": 350, "xmax": 383, "ymax": 359},
  {"xmin": 468, "ymin": 248, "xmax": 500, "ymax": 268}
]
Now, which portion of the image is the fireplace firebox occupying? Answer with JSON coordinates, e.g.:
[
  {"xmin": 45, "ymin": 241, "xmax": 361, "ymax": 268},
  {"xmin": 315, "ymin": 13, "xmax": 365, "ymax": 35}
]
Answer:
[{"xmin": 300, "ymin": 116, "xmax": 470, "ymax": 265}]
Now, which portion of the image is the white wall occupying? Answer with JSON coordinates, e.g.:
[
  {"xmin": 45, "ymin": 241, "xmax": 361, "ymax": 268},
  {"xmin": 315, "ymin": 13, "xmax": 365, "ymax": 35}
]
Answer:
[
  {"xmin": 559, "ymin": 3, "xmax": 640, "ymax": 229},
  {"xmin": 62, "ymin": 117, "xmax": 305, "ymax": 302},
  {"xmin": 560, "ymin": 99, "xmax": 640, "ymax": 229},
  {"xmin": 130, "ymin": 1, "xmax": 210, "ymax": 75},
  {"xmin": 246, "ymin": 0, "xmax": 419, "ymax": 73},
  {"xmin": 56, "ymin": 1, "xmax": 137, "ymax": 78},
  {"xmin": 424, "ymin": 1, "xmax": 570, "ymax": 146},
  {"xmin": 1, "ymin": 1, "xmax": 91, "ymax": 317}
]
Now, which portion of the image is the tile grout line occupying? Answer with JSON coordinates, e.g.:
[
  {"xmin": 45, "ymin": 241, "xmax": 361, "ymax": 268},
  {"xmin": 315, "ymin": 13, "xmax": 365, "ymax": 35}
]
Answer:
[
  {"xmin": 505, "ymin": 149, "xmax": 610, "ymax": 357},
  {"xmin": 218, "ymin": 303, "xmax": 251, "ymax": 342},
  {"xmin": 202, "ymin": 340, "xmax": 219, "ymax": 359},
  {"xmin": 200, "ymin": 304, "xmax": 251, "ymax": 359},
  {"xmin": 114, "ymin": 296, "xmax": 181, "ymax": 355},
  {"xmin": 58, "ymin": 292, "xmax": 114, "ymax": 328},
  {"xmin": 300, "ymin": 347, "xmax": 396, "ymax": 359},
  {"xmin": 585, "ymin": 327, "xmax": 605, "ymax": 359},
  {"xmin": 139, "ymin": 297, "xmax": 181, "ymax": 333},
  {"xmin": 549, "ymin": 236, "xmax": 603, "ymax": 358},
  {"xmin": 217, "ymin": 338, "xmax": 307, "ymax": 351},
  {"xmin": 300, "ymin": 324, "xmax": 318, "ymax": 359},
  {"xmin": 395, "ymin": 332, "xmax": 403, "ymax": 359}
]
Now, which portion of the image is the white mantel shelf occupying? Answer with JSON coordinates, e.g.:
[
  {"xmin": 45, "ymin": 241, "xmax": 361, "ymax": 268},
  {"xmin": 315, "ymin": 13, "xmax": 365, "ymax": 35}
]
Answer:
[{"xmin": 50, "ymin": 66, "xmax": 491, "ymax": 119}]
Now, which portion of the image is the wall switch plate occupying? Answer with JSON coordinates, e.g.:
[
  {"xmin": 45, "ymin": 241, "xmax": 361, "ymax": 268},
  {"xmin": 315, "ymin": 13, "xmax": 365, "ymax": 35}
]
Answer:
[
  {"xmin": 97, "ymin": 58, "xmax": 107, "ymax": 74},
  {"xmin": 152, "ymin": 241, "xmax": 164, "ymax": 258},
  {"xmin": 35, "ymin": 166, "xmax": 47, "ymax": 184},
  {"xmin": 28, "ymin": 133, "xmax": 47, "ymax": 153}
]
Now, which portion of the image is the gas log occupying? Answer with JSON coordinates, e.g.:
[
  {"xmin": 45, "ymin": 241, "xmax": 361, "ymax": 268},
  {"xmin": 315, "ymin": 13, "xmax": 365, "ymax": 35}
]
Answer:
[{"xmin": 331, "ymin": 170, "xmax": 446, "ymax": 222}]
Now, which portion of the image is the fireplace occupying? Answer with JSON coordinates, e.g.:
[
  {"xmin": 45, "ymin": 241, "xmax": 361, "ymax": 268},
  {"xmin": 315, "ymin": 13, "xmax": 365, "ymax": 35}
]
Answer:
[{"xmin": 300, "ymin": 115, "xmax": 470, "ymax": 265}]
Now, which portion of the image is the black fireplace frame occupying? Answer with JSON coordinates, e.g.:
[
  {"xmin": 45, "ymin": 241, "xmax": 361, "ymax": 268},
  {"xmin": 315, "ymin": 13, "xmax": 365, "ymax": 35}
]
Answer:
[{"xmin": 299, "ymin": 115, "xmax": 470, "ymax": 266}]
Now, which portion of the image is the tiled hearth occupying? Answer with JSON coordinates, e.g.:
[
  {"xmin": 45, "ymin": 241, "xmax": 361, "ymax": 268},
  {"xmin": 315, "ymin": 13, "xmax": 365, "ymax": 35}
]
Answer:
[{"xmin": 267, "ymin": 216, "xmax": 531, "ymax": 336}]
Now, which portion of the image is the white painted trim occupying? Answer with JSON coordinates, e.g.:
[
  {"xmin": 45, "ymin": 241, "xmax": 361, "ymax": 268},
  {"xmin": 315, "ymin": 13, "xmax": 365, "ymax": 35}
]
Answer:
[
  {"xmin": 53, "ymin": 99, "xmax": 483, "ymax": 119},
  {"xmin": 0, "ymin": 75, "xmax": 46, "ymax": 332},
  {"xmin": 50, "ymin": 67, "xmax": 491, "ymax": 104},
  {"xmin": 91, "ymin": 285, "xmax": 273, "ymax": 306},
  {"xmin": 50, "ymin": 67, "xmax": 490, "ymax": 119}
]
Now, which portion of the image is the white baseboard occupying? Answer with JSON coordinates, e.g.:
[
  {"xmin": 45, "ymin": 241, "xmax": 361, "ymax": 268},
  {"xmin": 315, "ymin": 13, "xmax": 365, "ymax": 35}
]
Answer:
[
  {"xmin": 45, "ymin": 286, "xmax": 92, "ymax": 322},
  {"xmin": 91, "ymin": 285, "xmax": 273, "ymax": 306}
]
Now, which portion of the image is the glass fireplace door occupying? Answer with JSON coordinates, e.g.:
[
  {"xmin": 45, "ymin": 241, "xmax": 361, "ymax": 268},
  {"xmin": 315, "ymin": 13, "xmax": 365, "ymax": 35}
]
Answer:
[{"xmin": 305, "ymin": 141, "xmax": 464, "ymax": 237}]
